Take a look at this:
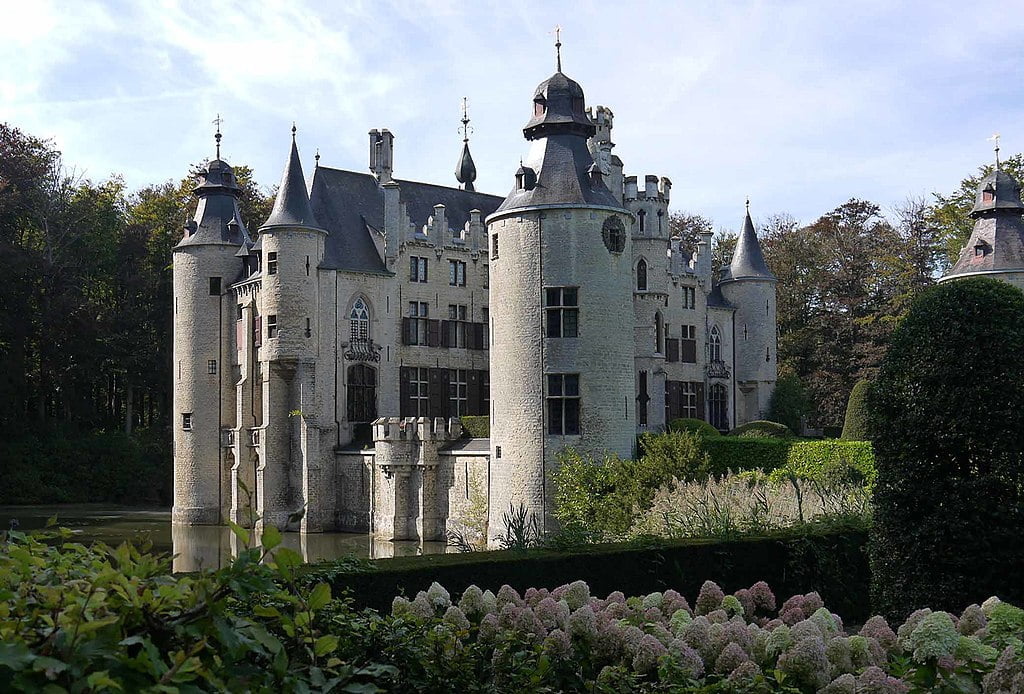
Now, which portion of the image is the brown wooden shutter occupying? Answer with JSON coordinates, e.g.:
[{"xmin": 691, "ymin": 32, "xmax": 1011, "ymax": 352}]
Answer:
[
  {"xmin": 253, "ymin": 316, "xmax": 262, "ymax": 347},
  {"xmin": 682, "ymin": 339, "xmax": 696, "ymax": 363},
  {"xmin": 471, "ymin": 322, "xmax": 485, "ymax": 350},
  {"xmin": 695, "ymin": 382, "xmax": 706, "ymax": 421},
  {"xmin": 666, "ymin": 381, "xmax": 681, "ymax": 421},
  {"xmin": 440, "ymin": 320, "xmax": 452, "ymax": 348},
  {"xmin": 468, "ymin": 370, "xmax": 483, "ymax": 415},
  {"xmin": 666, "ymin": 338, "xmax": 679, "ymax": 363},
  {"xmin": 399, "ymin": 367, "xmax": 412, "ymax": 417},
  {"xmin": 428, "ymin": 368, "xmax": 449, "ymax": 417},
  {"xmin": 401, "ymin": 317, "xmax": 414, "ymax": 345},
  {"xmin": 427, "ymin": 319, "xmax": 441, "ymax": 347}
]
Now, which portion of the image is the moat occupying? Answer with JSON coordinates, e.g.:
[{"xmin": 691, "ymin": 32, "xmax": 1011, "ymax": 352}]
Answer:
[{"xmin": 1, "ymin": 505, "xmax": 450, "ymax": 571}]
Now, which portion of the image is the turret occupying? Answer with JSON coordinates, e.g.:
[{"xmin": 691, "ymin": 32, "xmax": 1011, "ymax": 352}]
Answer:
[
  {"xmin": 172, "ymin": 127, "xmax": 251, "ymax": 526},
  {"xmin": 942, "ymin": 147, "xmax": 1024, "ymax": 290},
  {"xmin": 254, "ymin": 128, "xmax": 328, "ymax": 531},
  {"xmin": 455, "ymin": 98, "xmax": 478, "ymax": 192},
  {"xmin": 486, "ymin": 42, "xmax": 636, "ymax": 545},
  {"xmin": 718, "ymin": 202, "xmax": 777, "ymax": 424}
]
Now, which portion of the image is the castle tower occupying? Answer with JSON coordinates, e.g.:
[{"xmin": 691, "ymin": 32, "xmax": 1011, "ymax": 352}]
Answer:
[
  {"xmin": 172, "ymin": 135, "xmax": 251, "ymax": 525},
  {"xmin": 486, "ymin": 55, "xmax": 636, "ymax": 544},
  {"xmin": 255, "ymin": 128, "xmax": 329, "ymax": 530},
  {"xmin": 941, "ymin": 155, "xmax": 1024, "ymax": 291},
  {"xmin": 718, "ymin": 202, "xmax": 777, "ymax": 424}
]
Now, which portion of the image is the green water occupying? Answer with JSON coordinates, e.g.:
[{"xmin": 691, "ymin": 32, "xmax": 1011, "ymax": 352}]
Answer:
[{"xmin": 1, "ymin": 505, "xmax": 450, "ymax": 571}]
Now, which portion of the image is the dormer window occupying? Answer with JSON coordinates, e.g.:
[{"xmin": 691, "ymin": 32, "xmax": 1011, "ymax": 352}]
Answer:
[
  {"xmin": 534, "ymin": 98, "xmax": 546, "ymax": 117},
  {"xmin": 515, "ymin": 167, "xmax": 536, "ymax": 191},
  {"xmin": 983, "ymin": 184, "xmax": 996, "ymax": 204},
  {"xmin": 975, "ymin": 242, "xmax": 991, "ymax": 257}
]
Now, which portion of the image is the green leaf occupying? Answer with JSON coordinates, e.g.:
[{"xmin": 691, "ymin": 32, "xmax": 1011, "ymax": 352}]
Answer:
[
  {"xmin": 86, "ymin": 670, "xmax": 123, "ymax": 690},
  {"xmin": 0, "ymin": 642, "xmax": 33, "ymax": 671},
  {"xmin": 308, "ymin": 583, "xmax": 331, "ymax": 611},
  {"xmin": 252, "ymin": 604, "xmax": 281, "ymax": 619},
  {"xmin": 227, "ymin": 520, "xmax": 250, "ymax": 547},
  {"xmin": 341, "ymin": 684, "xmax": 384, "ymax": 694},
  {"xmin": 261, "ymin": 525, "xmax": 282, "ymax": 551},
  {"xmin": 272, "ymin": 547, "xmax": 303, "ymax": 571},
  {"xmin": 314, "ymin": 635, "xmax": 339, "ymax": 657}
]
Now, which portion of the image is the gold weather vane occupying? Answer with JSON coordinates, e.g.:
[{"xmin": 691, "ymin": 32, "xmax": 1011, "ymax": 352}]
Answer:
[
  {"xmin": 459, "ymin": 97, "xmax": 473, "ymax": 142},
  {"xmin": 988, "ymin": 133, "xmax": 1001, "ymax": 168},
  {"xmin": 554, "ymin": 25, "xmax": 562, "ymax": 72},
  {"xmin": 213, "ymin": 113, "xmax": 223, "ymax": 159}
]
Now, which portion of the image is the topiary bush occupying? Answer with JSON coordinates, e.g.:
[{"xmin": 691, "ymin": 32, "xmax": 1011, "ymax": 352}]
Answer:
[
  {"xmin": 869, "ymin": 277, "xmax": 1024, "ymax": 620},
  {"xmin": 459, "ymin": 415, "xmax": 489, "ymax": 438},
  {"xmin": 766, "ymin": 369, "xmax": 810, "ymax": 434},
  {"xmin": 667, "ymin": 417, "xmax": 721, "ymax": 438},
  {"xmin": 840, "ymin": 379, "xmax": 872, "ymax": 440},
  {"xmin": 728, "ymin": 420, "xmax": 794, "ymax": 439}
]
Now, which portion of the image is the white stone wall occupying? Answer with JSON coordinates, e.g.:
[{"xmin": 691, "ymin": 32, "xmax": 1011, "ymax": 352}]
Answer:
[{"xmin": 720, "ymin": 279, "xmax": 777, "ymax": 424}]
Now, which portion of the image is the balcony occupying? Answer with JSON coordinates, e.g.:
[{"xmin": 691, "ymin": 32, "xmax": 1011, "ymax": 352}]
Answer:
[
  {"xmin": 344, "ymin": 338, "xmax": 382, "ymax": 363},
  {"xmin": 220, "ymin": 428, "xmax": 235, "ymax": 448},
  {"xmin": 248, "ymin": 428, "xmax": 261, "ymax": 447},
  {"xmin": 707, "ymin": 360, "xmax": 731, "ymax": 380}
]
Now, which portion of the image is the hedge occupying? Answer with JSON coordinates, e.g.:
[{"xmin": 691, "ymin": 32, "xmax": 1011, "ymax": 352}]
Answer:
[
  {"xmin": 701, "ymin": 438, "xmax": 875, "ymax": 484},
  {"xmin": 667, "ymin": 418, "xmax": 720, "ymax": 438},
  {"xmin": 459, "ymin": 415, "xmax": 489, "ymax": 438},
  {"xmin": 312, "ymin": 526, "xmax": 870, "ymax": 621},
  {"xmin": 727, "ymin": 420, "xmax": 794, "ymax": 439}
]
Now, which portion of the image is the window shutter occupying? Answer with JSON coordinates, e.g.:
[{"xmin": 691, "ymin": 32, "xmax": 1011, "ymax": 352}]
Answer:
[
  {"xmin": 441, "ymin": 320, "xmax": 452, "ymax": 348},
  {"xmin": 666, "ymin": 338, "xmax": 680, "ymax": 363},
  {"xmin": 428, "ymin": 368, "xmax": 449, "ymax": 417},
  {"xmin": 695, "ymin": 382, "xmax": 705, "ymax": 421},
  {"xmin": 401, "ymin": 317, "xmax": 414, "ymax": 345},
  {"xmin": 427, "ymin": 319, "xmax": 441, "ymax": 347},
  {"xmin": 682, "ymin": 338, "xmax": 696, "ymax": 363},
  {"xmin": 468, "ymin": 370, "xmax": 484, "ymax": 415},
  {"xmin": 399, "ymin": 367, "xmax": 412, "ymax": 417},
  {"xmin": 471, "ymin": 322, "xmax": 485, "ymax": 350},
  {"xmin": 667, "ymin": 381, "xmax": 682, "ymax": 421},
  {"xmin": 253, "ymin": 316, "xmax": 262, "ymax": 347}
]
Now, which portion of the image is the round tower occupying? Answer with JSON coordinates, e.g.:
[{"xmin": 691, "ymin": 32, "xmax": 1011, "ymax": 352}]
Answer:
[
  {"xmin": 172, "ymin": 154, "xmax": 251, "ymax": 525},
  {"xmin": 486, "ymin": 63, "xmax": 636, "ymax": 545},
  {"xmin": 255, "ymin": 129, "xmax": 328, "ymax": 530},
  {"xmin": 718, "ymin": 202, "xmax": 777, "ymax": 425}
]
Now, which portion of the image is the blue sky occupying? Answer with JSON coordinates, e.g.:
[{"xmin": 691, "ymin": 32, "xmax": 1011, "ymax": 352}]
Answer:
[{"xmin": 3, "ymin": 0, "xmax": 1023, "ymax": 231}]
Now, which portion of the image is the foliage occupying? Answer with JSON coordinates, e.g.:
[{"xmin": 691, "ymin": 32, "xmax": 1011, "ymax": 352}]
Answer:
[
  {"xmin": 701, "ymin": 439, "xmax": 874, "ymax": 486},
  {"xmin": 840, "ymin": 379, "xmax": 872, "ymax": 441},
  {"xmin": 766, "ymin": 370, "xmax": 810, "ymax": 434},
  {"xmin": 728, "ymin": 421, "xmax": 794, "ymax": 439},
  {"xmin": 459, "ymin": 415, "xmax": 489, "ymax": 438},
  {"xmin": 668, "ymin": 418, "xmax": 722, "ymax": 438},
  {"xmin": 868, "ymin": 278, "xmax": 1024, "ymax": 620},
  {"xmin": 497, "ymin": 503, "xmax": 541, "ymax": 550}
]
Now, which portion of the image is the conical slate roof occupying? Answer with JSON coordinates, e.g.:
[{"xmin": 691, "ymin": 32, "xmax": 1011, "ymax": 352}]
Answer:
[
  {"xmin": 261, "ymin": 134, "xmax": 322, "ymax": 232},
  {"xmin": 971, "ymin": 169, "xmax": 1024, "ymax": 216},
  {"xmin": 945, "ymin": 167, "xmax": 1024, "ymax": 280},
  {"xmin": 175, "ymin": 158, "xmax": 251, "ymax": 249},
  {"xmin": 723, "ymin": 206, "xmax": 775, "ymax": 282},
  {"xmin": 455, "ymin": 140, "xmax": 477, "ymax": 191}
]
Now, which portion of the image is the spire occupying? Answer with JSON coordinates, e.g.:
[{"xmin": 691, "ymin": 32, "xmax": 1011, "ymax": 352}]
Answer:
[
  {"xmin": 554, "ymin": 25, "xmax": 562, "ymax": 72},
  {"xmin": 261, "ymin": 127, "xmax": 321, "ymax": 231},
  {"xmin": 455, "ymin": 98, "xmax": 477, "ymax": 191},
  {"xmin": 724, "ymin": 200, "xmax": 776, "ymax": 282},
  {"xmin": 989, "ymin": 133, "xmax": 1001, "ymax": 169},
  {"xmin": 213, "ymin": 113, "xmax": 223, "ymax": 160}
]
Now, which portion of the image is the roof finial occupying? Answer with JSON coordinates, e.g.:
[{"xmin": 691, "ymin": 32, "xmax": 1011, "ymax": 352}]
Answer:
[
  {"xmin": 554, "ymin": 25, "xmax": 562, "ymax": 72},
  {"xmin": 989, "ymin": 133, "xmax": 1001, "ymax": 169},
  {"xmin": 291, "ymin": 122, "xmax": 297, "ymax": 141},
  {"xmin": 745, "ymin": 196, "xmax": 750, "ymax": 213},
  {"xmin": 459, "ymin": 97, "xmax": 472, "ymax": 143},
  {"xmin": 212, "ymin": 113, "xmax": 223, "ymax": 159},
  {"xmin": 314, "ymin": 148, "xmax": 320, "ymax": 168}
]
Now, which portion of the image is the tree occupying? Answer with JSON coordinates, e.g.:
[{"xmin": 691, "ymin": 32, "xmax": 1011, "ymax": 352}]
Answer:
[
  {"xmin": 840, "ymin": 379, "xmax": 871, "ymax": 440},
  {"xmin": 868, "ymin": 277, "xmax": 1024, "ymax": 618},
  {"xmin": 766, "ymin": 368, "xmax": 809, "ymax": 435}
]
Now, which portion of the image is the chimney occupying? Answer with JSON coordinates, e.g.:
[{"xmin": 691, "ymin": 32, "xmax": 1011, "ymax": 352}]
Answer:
[{"xmin": 369, "ymin": 129, "xmax": 395, "ymax": 183}]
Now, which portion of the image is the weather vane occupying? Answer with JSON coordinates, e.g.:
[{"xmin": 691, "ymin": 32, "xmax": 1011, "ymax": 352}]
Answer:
[
  {"xmin": 459, "ymin": 97, "xmax": 473, "ymax": 142},
  {"xmin": 554, "ymin": 25, "xmax": 562, "ymax": 72},
  {"xmin": 213, "ymin": 113, "xmax": 223, "ymax": 159},
  {"xmin": 988, "ymin": 133, "xmax": 1001, "ymax": 168}
]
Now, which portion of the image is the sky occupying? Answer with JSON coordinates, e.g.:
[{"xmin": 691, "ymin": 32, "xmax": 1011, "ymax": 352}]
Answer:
[{"xmin": 3, "ymin": 0, "xmax": 1024, "ymax": 231}]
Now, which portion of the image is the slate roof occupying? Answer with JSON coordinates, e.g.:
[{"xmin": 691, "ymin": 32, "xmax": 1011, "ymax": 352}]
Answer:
[
  {"xmin": 721, "ymin": 208, "xmax": 775, "ymax": 283},
  {"xmin": 309, "ymin": 167, "xmax": 502, "ymax": 273},
  {"xmin": 971, "ymin": 169, "xmax": 1024, "ymax": 216},
  {"xmin": 706, "ymin": 283, "xmax": 735, "ymax": 309},
  {"xmin": 946, "ymin": 168, "xmax": 1024, "ymax": 278},
  {"xmin": 175, "ymin": 159, "xmax": 251, "ymax": 249},
  {"xmin": 261, "ymin": 137, "xmax": 322, "ymax": 232}
]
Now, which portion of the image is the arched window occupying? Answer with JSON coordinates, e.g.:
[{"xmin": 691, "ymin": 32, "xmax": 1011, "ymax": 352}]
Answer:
[
  {"xmin": 655, "ymin": 312, "xmax": 663, "ymax": 354},
  {"xmin": 709, "ymin": 383, "xmax": 728, "ymax": 431},
  {"xmin": 637, "ymin": 209, "xmax": 646, "ymax": 233},
  {"xmin": 709, "ymin": 325, "xmax": 722, "ymax": 362},
  {"xmin": 349, "ymin": 297, "xmax": 370, "ymax": 343},
  {"xmin": 636, "ymin": 258, "xmax": 648, "ymax": 291}
]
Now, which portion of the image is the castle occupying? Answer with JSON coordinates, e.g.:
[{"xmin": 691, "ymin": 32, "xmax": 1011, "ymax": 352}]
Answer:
[{"xmin": 171, "ymin": 58, "xmax": 778, "ymax": 546}]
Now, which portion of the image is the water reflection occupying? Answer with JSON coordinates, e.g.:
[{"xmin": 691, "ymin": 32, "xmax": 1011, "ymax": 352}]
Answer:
[{"xmin": 2, "ymin": 505, "xmax": 451, "ymax": 572}]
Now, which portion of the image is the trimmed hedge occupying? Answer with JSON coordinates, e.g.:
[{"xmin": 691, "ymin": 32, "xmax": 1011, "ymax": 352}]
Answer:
[
  {"xmin": 702, "ymin": 438, "xmax": 875, "ymax": 484},
  {"xmin": 727, "ymin": 420, "xmax": 794, "ymax": 439},
  {"xmin": 459, "ymin": 415, "xmax": 489, "ymax": 438},
  {"xmin": 314, "ymin": 526, "xmax": 870, "ymax": 621},
  {"xmin": 841, "ymin": 379, "xmax": 872, "ymax": 440},
  {"xmin": 667, "ymin": 417, "xmax": 720, "ymax": 438}
]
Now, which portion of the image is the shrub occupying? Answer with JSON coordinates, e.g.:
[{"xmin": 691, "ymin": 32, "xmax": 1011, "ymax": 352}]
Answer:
[
  {"xmin": 728, "ymin": 420, "xmax": 794, "ymax": 439},
  {"xmin": 667, "ymin": 418, "xmax": 721, "ymax": 438},
  {"xmin": 869, "ymin": 278, "xmax": 1024, "ymax": 619},
  {"xmin": 840, "ymin": 379, "xmax": 871, "ymax": 440},
  {"xmin": 766, "ymin": 369, "xmax": 810, "ymax": 434},
  {"xmin": 459, "ymin": 415, "xmax": 489, "ymax": 438}
]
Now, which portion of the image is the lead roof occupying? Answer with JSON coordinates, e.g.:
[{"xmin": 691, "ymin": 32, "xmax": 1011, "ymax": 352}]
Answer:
[
  {"xmin": 261, "ymin": 136, "xmax": 322, "ymax": 232},
  {"xmin": 175, "ymin": 158, "xmax": 252, "ymax": 249},
  {"xmin": 722, "ymin": 208, "xmax": 776, "ymax": 282}
]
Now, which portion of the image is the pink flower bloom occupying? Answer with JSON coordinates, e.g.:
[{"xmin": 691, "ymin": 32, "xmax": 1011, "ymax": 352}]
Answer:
[
  {"xmin": 543, "ymin": 628, "xmax": 572, "ymax": 658},
  {"xmin": 667, "ymin": 638, "xmax": 705, "ymax": 678},
  {"xmin": 567, "ymin": 605, "xmax": 598, "ymax": 642},
  {"xmin": 857, "ymin": 665, "xmax": 910, "ymax": 693},
  {"xmin": 696, "ymin": 580, "xmax": 725, "ymax": 616},
  {"xmin": 631, "ymin": 634, "xmax": 668, "ymax": 674},
  {"xmin": 563, "ymin": 580, "xmax": 591, "ymax": 611},
  {"xmin": 726, "ymin": 660, "xmax": 762, "ymax": 684},
  {"xmin": 605, "ymin": 590, "xmax": 626, "ymax": 605},
  {"xmin": 859, "ymin": 615, "xmax": 898, "ymax": 652},
  {"xmin": 750, "ymin": 581, "xmax": 776, "ymax": 613},
  {"xmin": 714, "ymin": 642, "xmax": 749, "ymax": 674},
  {"xmin": 821, "ymin": 673, "xmax": 857, "ymax": 694},
  {"xmin": 733, "ymin": 588, "xmax": 755, "ymax": 620},
  {"xmin": 777, "ymin": 631, "xmax": 830, "ymax": 690},
  {"xmin": 957, "ymin": 604, "xmax": 987, "ymax": 636},
  {"xmin": 496, "ymin": 584, "xmax": 522, "ymax": 609},
  {"xmin": 662, "ymin": 589, "xmax": 691, "ymax": 617},
  {"xmin": 535, "ymin": 597, "xmax": 570, "ymax": 631},
  {"xmin": 479, "ymin": 613, "xmax": 500, "ymax": 641}
]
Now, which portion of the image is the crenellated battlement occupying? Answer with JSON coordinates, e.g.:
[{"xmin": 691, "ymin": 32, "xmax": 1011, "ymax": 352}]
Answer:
[
  {"xmin": 372, "ymin": 416, "xmax": 463, "ymax": 443},
  {"xmin": 624, "ymin": 174, "xmax": 672, "ymax": 202}
]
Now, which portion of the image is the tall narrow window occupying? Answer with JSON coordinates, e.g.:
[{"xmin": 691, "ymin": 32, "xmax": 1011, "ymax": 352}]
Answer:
[
  {"xmin": 410, "ymin": 256, "xmax": 428, "ymax": 282},
  {"xmin": 547, "ymin": 373, "xmax": 580, "ymax": 435},
  {"xmin": 267, "ymin": 314, "xmax": 278, "ymax": 339},
  {"xmin": 709, "ymin": 325, "xmax": 722, "ymax": 362},
  {"xmin": 350, "ymin": 297, "xmax": 370, "ymax": 342},
  {"xmin": 638, "ymin": 370, "xmax": 649, "ymax": 427},
  {"xmin": 482, "ymin": 307, "xmax": 489, "ymax": 349},
  {"xmin": 411, "ymin": 367, "xmax": 430, "ymax": 415},
  {"xmin": 654, "ymin": 313, "xmax": 663, "ymax": 354},
  {"xmin": 710, "ymin": 383, "xmax": 728, "ymax": 431},
  {"xmin": 407, "ymin": 302, "xmax": 429, "ymax": 345},
  {"xmin": 637, "ymin": 209, "xmax": 646, "ymax": 233},
  {"xmin": 683, "ymin": 286, "xmax": 696, "ymax": 309},
  {"xmin": 491, "ymin": 233, "xmax": 499, "ymax": 260},
  {"xmin": 448, "ymin": 259, "xmax": 467, "ymax": 286},
  {"xmin": 636, "ymin": 259, "xmax": 648, "ymax": 291},
  {"xmin": 447, "ymin": 304, "xmax": 468, "ymax": 347},
  {"xmin": 267, "ymin": 252, "xmax": 278, "ymax": 275},
  {"xmin": 209, "ymin": 277, "xmax": 221, "ymax": 295},
  {"xmin": 545, "ymin": 287, "xmax": 579, "ymax": 338}
]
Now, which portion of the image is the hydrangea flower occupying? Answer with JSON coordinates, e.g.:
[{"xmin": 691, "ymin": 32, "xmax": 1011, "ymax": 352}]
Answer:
[
  {"xmin": 391, "ymin": 595, "xmax": 412, "ymax": 618},
  {"xmin": 896, "ymin": 608, "xmax": 933, "ymax": 649},
  {"xmin": 535, "ymin": 597, "xmax": 571, "ymax": 631},
  {"xmin": 411, "ymin": 593, "xmax": 434, "ymax": 618},
  {"xmin": 907, "ymin": 611, "xmax": 960, "ymax": 663},
  {"xmin": 662, "ymin": 589, "xmax": 690, "ymax": 616},
  {"xmin": 682, "ymin": 615, "xmax": 711, "ymax": 654},
  {"xmin": 981, "ymin": 596, "xmax": 1002, "ymax": 616},
  {"xmin": 567, "ymin": 605, "xmax": 598, "ymax": 642},
  {"xmin": 642, "ymin": 591, "xmax": 664, "ymax": 609},
  {"xmin": 458, "ymin": 585, "xmax": 486, "ymax": 620},
  {"xmin": 856, "ymin": 665, "xmax": 911, "ymax": 693},
  {"xmin": 726, "ymin": 660, "xmax": 762, "ymax": 684},
  {"xmin": 696, "ymin": 580, "xmax": 725, "ymax": 615},
  {"xmin": 957, "ymin": 603, "xmax": 987, "ymax": 636},
  {"xmin": 825, "ymin": 636, "xmax": 854, "ymax": 677},
  {"xmin": 777, "ymin": 631, "xmax": 829, "ymax": 690},
  {"xmin": 543, "ymin": 628, "xmax": 572, "ymax": 658},
  {"xmin": 667, "ymin": 638, "xmax": 705, "ymax": 678},
  {"xmin": 563, "ymin": 580, "xmax": 591, "ymax": 611},
  {"xmin": 953, "ymin": 635, "xmax": 998, "ymax": 664},
  {"xmin": 443, "ymin": 605, "xmax": 471, "ymax": 631},
  {"xmin": 821, "ymin": 673, "xmax": 857, "ymax": 694},
  {"xmin": 982, "ymin": 645, "xmax": 1024, "ymax": 693},
  {"xmin": 810, "ymin": 606, "xmax": 841, "ymax": 639},
  {"xmin": 498, "ymin": 603, "xmax": 521, "ymax": 629},
  {"xmin": 750, "ymin": 581, "xmax": 776, "ymax": 613},
  {"xmin": 714, "ymin": 642, "xmax": 749, "ymax": 674},
  {"xmin": 621, "ymin": 624, "xmax": 647, "ymax": 656},
  {"xmin": 643, "ymin": 606, "xmax": 664, "ymax": 624},
  {"xmin": 705, "ymin": 609, "xmax": 729, "ymax": 624},
  {"xmin": 764, "ymin": 623, "xmax": 792, "ymax": 660},
  {"xmin": 669, "ymin": 608, "xmax": 693, "ymax": 636},
  {"xmin": 859, "ymin": 615, "xmax": 898, "ymax": 651},
  {"xmin": 631, "ymin": 633, "xmax": 668, "ymax": 674},
  {"xmin": 646, "ymin": 622, "xmax": 673, "ymax": 646},
  {"xmin": 514, "ymin": 606, "xmax": 547, "ymax": 641},
  {"xmin": 496, "ymin": 584, "xmax": 522, "ymax": 609},
  {"xmin": 478, "ymin": 613, "xmax": 500, "ymax": 641},
  {"xmin": 733, "ymin": 588, "xmax": 755, "ymax": 619},
  {"xmin": 425, "ymin": 581, "xmax": 451, "ymax": 610},
  {"xmin": 605, "ymin": 590, "xmax": 626, "ymax": 605},
  {"xmin": 481, "ymin": 589, "xmax": 497, "ymax": 614},
  {"xmin": 721, "ymin": 595, "xmax": 744, "ymax": 617},
  {"xmin": 848, "ymin": 634, "xmax": 885, "ymax": 669}
]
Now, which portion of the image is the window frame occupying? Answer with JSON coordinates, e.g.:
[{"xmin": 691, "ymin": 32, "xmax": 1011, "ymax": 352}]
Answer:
[
  {"xmin": 448, "ymin": 259, "xmax": 467, "ymax": 287},
  {"xmin": 545, "ymin": 286, "xmax": 579, "ymax": 338},
  {"xmin": 546, "ymin": 373, "xmax": 581, "ymax": 436},
  {"xmin": 409, "ymin": 256, "xmax": 428, "ymax": 283},
  {"xmin": 267, "ymin": 314, "xmax": 278, "ymax": 339},
  {"xmin": 182, "ymin": 413, "xmax": 193, "ymax": 431},
  {"xmin": 267, "ymin": 252, "xmax": 278, "ymax": 275}
]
